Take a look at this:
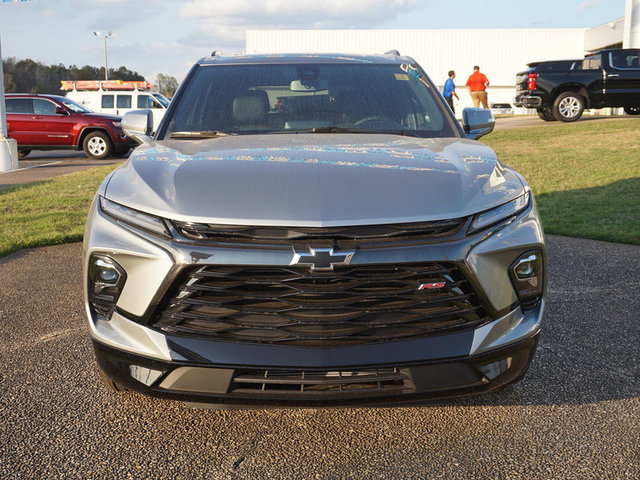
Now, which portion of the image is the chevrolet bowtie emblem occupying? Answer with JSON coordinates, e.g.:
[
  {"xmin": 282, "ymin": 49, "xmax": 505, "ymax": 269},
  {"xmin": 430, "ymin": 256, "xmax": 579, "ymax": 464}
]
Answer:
[{"xmin": 290, "ymin": 247, "xmax": 355, "ymax": 271}]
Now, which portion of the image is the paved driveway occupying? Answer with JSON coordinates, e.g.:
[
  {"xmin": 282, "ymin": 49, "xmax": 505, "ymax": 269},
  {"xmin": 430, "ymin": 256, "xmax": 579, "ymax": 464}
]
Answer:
[
  {"xmin": 0, "ymin": 152, "xmax": 122, "ymax": 190},
  {"xmin": 0, "ymin": 235, "xmax": 638, "ymax": 479}
]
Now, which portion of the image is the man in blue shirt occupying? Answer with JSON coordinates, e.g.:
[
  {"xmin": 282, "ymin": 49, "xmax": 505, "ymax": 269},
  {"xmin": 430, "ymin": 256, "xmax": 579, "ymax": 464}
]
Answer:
[{"xmin": 442, "ymin": 70, "xmax": 459, "ymax": 113}]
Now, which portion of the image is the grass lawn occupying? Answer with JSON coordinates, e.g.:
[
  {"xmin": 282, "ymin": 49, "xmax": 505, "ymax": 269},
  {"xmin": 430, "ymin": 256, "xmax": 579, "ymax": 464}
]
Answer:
[
  {"xmin": 0, "ymin": 118, "xmax": 638, "ymax": 258},
  {"xmin": 484, "ymin": 118, "xmax": 640, "ymax": 245},
  {"xmin": 0, "ymin": 164, "xmax": 118, "ymax": 258}
]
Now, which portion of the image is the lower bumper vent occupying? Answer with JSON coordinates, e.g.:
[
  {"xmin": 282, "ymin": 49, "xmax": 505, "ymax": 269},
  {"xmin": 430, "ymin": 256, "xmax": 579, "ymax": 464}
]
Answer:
[{"xmin": 231, "ymin": 368, "xmax": 410, "ymax": 396}]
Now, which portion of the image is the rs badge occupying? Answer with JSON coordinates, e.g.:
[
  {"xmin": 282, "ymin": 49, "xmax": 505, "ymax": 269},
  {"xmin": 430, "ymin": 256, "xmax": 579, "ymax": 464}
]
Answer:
[{"xmin": 417, "ymin": 282, "xmax": 445, "ymax": 290}]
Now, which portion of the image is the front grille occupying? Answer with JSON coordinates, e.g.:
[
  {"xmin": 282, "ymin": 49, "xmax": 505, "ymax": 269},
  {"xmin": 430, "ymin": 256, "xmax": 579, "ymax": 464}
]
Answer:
[
  {"xmin": 231, "ymin": 367, "xmax": 410, "ymax": 396},
  {"xmin": 172, "ymin": 218, "xmax": 468, "ymax": 246},
  {"xmin": 153, "ymin": 262, "xmax": 488, "ymax": 346}
]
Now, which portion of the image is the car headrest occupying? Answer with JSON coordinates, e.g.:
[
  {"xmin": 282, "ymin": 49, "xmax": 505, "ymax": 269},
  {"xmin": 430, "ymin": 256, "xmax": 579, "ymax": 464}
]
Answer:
[{"xmin": 233, "ymin": 92, "xmax": 269, "ymax": 123}]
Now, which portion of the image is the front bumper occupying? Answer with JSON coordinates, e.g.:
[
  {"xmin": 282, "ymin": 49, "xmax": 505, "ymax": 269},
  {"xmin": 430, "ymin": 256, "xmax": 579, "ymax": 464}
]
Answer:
[
  {"xmin": 94, "ymin": 332, "xmax": 538, "ymax": 407},
  {"xmin": 112, "ymin": 131, "xmax": 137, "ymax": 151},
  {"xmin": 83, "ymin": 190, "xmax": 546, "ymax": 406}
]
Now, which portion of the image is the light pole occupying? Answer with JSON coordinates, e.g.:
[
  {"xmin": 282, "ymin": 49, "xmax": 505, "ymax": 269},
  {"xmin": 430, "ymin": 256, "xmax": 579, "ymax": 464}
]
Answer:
[{"xmin": 93, "ymin": 31, "xmax": 114, "ymax": 81}]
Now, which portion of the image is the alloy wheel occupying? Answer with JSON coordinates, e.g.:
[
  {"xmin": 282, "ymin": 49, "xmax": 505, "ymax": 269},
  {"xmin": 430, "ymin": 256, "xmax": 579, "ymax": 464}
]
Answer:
[
  {"xmin": 87, "ymin": 137, "xmax": 107, "ymax": 156},
  {"xmin": 558, "ymin": 97, "xmax": 581, "ymax": 118}
]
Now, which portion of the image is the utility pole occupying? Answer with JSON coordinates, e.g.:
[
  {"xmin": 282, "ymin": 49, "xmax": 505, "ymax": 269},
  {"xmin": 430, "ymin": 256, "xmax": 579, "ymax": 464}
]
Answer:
[{"xmin": 93, "ymin": 31, "xmax": 114, "ymax": 81}]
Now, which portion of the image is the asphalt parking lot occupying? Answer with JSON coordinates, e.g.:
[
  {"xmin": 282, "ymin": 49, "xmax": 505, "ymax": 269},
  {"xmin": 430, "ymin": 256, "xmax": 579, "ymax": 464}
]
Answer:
[
  {"xmin": 0, "ymin": 115, "xmax": 638, "ymax": 479},
  {"xmin": 0, "ymin": 237, "xmax": 638, "ymax": 479},
  {"xmin": 0, "ymin": 150, "xmax": 122, "ymax": 190}
]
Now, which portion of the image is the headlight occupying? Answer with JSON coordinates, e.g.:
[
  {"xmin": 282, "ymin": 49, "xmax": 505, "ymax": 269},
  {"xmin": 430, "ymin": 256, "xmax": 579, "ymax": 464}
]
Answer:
[
  {"xmin": 468, "ymin": 192, "xmax": 530, "ymax": 233},
  {"xmin": 100, "ymin": 196, "xmax": 171, "ymax": 237}
]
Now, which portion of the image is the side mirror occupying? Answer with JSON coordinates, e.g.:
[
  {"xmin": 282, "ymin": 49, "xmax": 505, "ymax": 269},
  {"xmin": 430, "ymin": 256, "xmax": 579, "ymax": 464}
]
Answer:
[
  {"xmin": 462, "ymin": 108, "xmax": 495, "ymax": 140},
  {"xmin": 55, "ymin": 106, "xmax": 69, "ymax": 116},
  {"xmin": 122, "ymin": 109, "xmax": 153, "ymax": 144}
]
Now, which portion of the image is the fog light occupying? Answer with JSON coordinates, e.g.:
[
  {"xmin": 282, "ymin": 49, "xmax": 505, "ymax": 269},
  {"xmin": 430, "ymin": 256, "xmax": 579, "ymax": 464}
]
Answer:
[
  {"xmin": 509, "ymin": 250, "xmax": 544, "ymax": 310},
  {"xmin": 88, "ymin": 255, "xmax": 126, "ymax": 320},
  {"xmin": 94, "ymin": 259, "xmax": 120, "ymax": 283},
  {"xmin": 514, "ymin": 257, "xmax": 535, "ymax": 279}
]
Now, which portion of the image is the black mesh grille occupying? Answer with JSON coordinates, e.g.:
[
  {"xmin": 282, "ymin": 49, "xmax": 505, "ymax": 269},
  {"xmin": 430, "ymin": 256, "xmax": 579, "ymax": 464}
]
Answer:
[
  {"xmin": 172, "ymin": 218, "xmax": 468, "ymax": 245},
  {"xmin": 153, "ymin": 262, "xmax": 488, "ymax": 346},
  {"xmin": 231, "ymin": 368, "xmax": 410, "ymax": 396}
]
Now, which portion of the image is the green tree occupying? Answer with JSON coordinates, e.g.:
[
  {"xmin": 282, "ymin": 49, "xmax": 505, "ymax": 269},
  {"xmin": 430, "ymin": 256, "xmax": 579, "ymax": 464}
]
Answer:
[
  {"xmin": 111, "ymin": 66, "xmax": 144, "ymax": 81},
  {"xmin": 1, "ymin": 57, "xmax": 146, "ymax": 94}
]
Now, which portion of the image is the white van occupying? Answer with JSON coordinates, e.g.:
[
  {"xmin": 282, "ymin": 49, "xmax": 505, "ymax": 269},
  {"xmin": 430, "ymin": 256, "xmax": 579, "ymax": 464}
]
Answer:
[{"xmin": 63, "ymin": 81, "xmax": 170, "ymax": 133}]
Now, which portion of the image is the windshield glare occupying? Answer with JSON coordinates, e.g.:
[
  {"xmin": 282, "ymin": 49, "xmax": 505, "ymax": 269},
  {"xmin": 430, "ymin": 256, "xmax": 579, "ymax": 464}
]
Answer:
[
  {"xmin": 60, "ymin": 97, "xmax": 92, "ymax": 113},
  {"xmin": 163, "ymin": 63, "xmax": 457, "ymax": 138},
  {"xmin": 152, "ymin": 93, "xmax": 170, "ymax": 107}
]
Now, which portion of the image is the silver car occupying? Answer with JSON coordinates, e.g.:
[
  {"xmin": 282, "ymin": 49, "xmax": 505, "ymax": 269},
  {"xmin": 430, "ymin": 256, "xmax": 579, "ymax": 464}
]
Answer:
[{"xmin": 83, "ymin": 53, "xmax": 545, "ymax": 408}]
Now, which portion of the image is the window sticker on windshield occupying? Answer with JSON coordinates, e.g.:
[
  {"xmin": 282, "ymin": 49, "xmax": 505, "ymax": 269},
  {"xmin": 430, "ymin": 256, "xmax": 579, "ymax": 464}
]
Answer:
[
  {"xmin": 400, "ymin": 63, "xmax": 431, "ymax": 88},
  {"xmin": 394, "ymin": 73, "xmax": 410, "ymax": 81}
]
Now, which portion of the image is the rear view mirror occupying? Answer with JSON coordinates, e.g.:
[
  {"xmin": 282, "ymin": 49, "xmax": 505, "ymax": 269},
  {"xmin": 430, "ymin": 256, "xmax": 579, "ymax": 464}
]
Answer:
[
  {"xmin": 55, "ymin": 106, "xmax": 69, "ymax": 116},
  {"xmin": 290, "ymin": 79, "xmax": 328, "ymax": 92},
  {"xmin": 462, "ymin": 108, "xmax": 495, "ymax": 139},
  {"xmin": 122, "ymin": 109, "xmax": 154, "ymax": 144}
]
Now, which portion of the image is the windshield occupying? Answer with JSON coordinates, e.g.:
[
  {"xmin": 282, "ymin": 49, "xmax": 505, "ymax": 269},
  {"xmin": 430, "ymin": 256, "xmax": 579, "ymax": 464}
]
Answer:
[
  {"xmin": 60, "ymin": 97, "xmax": 92, "ymax": 113},
  {"xmin": 151, "ymin": 93, "xmax": 170, "ymax": 107},
  {"xmin": 162, "ymin": 63, "xmax": 458, "ymax": 138}
]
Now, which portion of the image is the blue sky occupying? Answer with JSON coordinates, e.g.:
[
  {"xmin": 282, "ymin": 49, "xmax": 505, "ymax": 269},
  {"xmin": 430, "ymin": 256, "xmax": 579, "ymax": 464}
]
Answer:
[{"xmin": 0, "ymin": 0, "xmax": 626, "ymax": 83}]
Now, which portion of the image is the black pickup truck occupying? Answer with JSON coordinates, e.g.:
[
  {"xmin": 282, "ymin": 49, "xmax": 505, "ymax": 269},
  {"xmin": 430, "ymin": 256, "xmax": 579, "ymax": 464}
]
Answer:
[{"xmin": 515, "ymin": 49, "xmax": 640, "ymax": 122}]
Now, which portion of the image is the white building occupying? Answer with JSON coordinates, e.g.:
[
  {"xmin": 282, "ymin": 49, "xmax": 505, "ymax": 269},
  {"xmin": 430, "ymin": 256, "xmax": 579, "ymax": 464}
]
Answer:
[{"xmin": 246, "ymin": 18, "xmax": 630, "ymax": 115}]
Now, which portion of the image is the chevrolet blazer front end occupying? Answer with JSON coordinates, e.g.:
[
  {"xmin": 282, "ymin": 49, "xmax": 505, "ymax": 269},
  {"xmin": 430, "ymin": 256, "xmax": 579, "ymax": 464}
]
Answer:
[{"xmin": 83, "ymin": 53, "xmax": 545, "ymax": 407}]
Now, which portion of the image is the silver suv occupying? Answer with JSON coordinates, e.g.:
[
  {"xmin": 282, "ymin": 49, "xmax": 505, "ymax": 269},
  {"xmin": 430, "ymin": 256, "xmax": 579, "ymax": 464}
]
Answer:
[{"xmin": 83, "ymin": 52, "xmax": 545, "ymax": 407}]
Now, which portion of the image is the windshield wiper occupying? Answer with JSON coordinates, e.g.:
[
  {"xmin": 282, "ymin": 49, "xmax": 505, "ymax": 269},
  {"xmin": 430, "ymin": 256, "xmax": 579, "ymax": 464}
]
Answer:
[
  {"xmin": 169, "ymin": 131, "xmax": 231, "ymax": 139},
  {"xmin": 310, "ymin": 126, "xmax": 421, "ymax": 137},
  {"xmin": 310, "ymin": 126, "xmax": 362, "ymax": 133}
]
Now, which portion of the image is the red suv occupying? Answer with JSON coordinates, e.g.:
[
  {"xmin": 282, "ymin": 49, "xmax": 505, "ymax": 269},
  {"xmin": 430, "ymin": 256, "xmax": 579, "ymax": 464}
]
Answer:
[{"xmin": 5, "ymin": 94, "xmax": 134, "ymax": 159}]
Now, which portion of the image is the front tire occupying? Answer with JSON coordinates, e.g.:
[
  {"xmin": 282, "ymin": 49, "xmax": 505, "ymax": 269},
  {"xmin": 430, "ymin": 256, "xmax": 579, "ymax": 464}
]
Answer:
[
  {"xmin": 552, "ymin": 92, "xmax": 584, "ymax": 122},
  {"xmin": 624, "ymin": 106, "xmax": 640, "ymax": 115},
  {"xmin": 536, "ymin": 108, "xmax": 557, "ymax": 122},
  {"xmin": 83, "ymin": 131, "xmax": 113, "ymax": 160}
]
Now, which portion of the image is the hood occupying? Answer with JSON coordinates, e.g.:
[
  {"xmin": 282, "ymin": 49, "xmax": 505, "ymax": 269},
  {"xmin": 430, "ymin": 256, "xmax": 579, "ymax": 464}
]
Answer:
[
  {"xmin": 104, "ymin": 134, "xmax": 525, "ymax": 226},
  {"xmin": 84, "ymin": 112, "xmax": 122, "ymax": 121}
]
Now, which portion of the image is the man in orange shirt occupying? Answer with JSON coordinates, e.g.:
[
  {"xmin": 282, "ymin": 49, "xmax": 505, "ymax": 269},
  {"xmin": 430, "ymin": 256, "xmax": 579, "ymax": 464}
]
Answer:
[{"xmin": 466, "ymin": 66, "xmax": 490, "ymax": 108}]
